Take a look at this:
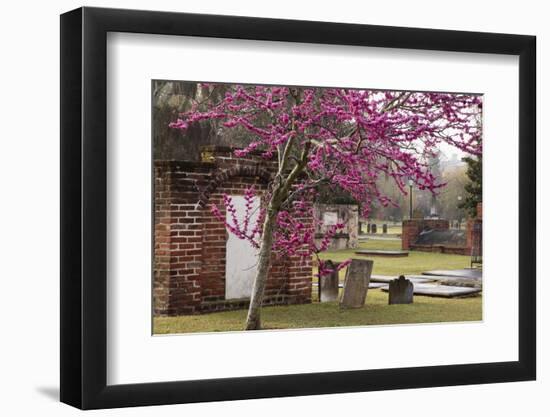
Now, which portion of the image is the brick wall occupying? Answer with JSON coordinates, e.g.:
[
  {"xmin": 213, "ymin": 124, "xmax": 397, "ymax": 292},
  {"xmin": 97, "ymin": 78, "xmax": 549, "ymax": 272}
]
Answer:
[
  {"xmin": 313, "ymin": 203, "xmax": 359, "ymax": 250},
  {"xmin": 402, "ymin": 203, "xmax": 482, "ymax": 257},
  {"xmin": 401, "ymin": 219, "xmax": 449, "ymax": 250},
  {"xmin": 154, "ymin": 146, "xmax": 312, "ymax": 316}
]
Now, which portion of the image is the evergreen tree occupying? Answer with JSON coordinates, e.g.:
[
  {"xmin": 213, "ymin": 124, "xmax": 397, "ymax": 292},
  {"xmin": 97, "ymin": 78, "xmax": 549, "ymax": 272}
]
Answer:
[{"xmin": 459, "ymin": 156, "xmax": 482, "ymax": 218}]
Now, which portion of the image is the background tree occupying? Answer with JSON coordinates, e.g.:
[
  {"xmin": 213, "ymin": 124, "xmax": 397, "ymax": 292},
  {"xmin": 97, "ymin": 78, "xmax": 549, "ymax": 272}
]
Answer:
[
  {"xmin": 170, "ymin": 83, "xmax": 482, "ymax": 330},
  {"xmin": 153, "ymin": 81, "xmax": 250, "ymax": 159},
  {"xmin": 437, "ymin": 164, "xmax": 468, "ymax": 221},
  {"xmin": 459, "ymin": 156, "xmax": 482, "ymax": 218}
]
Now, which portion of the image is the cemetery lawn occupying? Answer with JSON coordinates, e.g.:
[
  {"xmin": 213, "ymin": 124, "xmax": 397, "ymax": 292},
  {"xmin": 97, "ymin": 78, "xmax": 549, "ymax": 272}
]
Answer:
[
  {"xmin": 319, "ymin": 238, "xmax": 471, "ymax": 279},
  {"xmin": 361, "ymin": 223, "xmax": 402, "ymax": 235},
  {"xmin": 153, "ymin": 239, "xmax": 480, "ymax": 334},
  {"xmin": 153, "ymin": 289, "xmax": 481, "ymax": 334}
]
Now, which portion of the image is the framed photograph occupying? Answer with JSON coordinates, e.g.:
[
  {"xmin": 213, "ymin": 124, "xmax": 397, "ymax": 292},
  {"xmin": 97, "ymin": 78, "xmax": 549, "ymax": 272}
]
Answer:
[{"xmin": 60, "ymin": 6, "xmax": 536, "ymax": 409}]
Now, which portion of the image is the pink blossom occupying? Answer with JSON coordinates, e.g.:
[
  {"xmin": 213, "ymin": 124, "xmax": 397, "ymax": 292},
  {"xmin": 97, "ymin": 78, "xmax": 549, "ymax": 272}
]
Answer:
[{"xmin": 171, "ymin": 84, "xmax": 482, "ymax": 262}]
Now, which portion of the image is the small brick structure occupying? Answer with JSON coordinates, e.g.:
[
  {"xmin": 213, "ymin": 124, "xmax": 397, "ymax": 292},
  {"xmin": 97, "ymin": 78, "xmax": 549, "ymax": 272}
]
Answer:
[
  {"xmin": 402, "ymin": 203, "xmax": 482, "ymax": 256},
  {"xmin": 313, "ymin": 203, "xmax": 359, "ymax": 250},
  {"xmin": 402, "ymin": 219, "xmax": 450, "ymax": 251},
  {"xmin": 154, "ymin": 146, "xmax": 312, "ymax": 316}
]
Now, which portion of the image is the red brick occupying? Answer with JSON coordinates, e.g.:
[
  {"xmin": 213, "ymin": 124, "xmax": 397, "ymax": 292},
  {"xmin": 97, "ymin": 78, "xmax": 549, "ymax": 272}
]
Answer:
[{"xmin": 153, "ymin": 151, "xmax": 312, "ymax": 316}]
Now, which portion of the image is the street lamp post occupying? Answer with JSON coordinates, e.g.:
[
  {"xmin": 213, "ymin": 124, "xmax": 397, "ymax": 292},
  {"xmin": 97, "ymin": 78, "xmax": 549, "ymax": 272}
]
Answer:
[
  {"xmin": 457, "ymin": 195, "xmax": 463, "ymax": 229},
  {"xmin": 408, "ymin": 179, "xmax": 414, "ymax": 219}
]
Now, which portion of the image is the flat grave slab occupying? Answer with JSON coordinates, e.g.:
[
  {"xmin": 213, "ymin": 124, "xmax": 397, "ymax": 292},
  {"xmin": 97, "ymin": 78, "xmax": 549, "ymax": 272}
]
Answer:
[
  {"xmin": 382, "ymin": 283, "xmax": 481, "ymax": 298},
  {"xmin": 355, "ymin": 250, "xmax": 409, "ymax": 257},
  {"xmin": 369, "ymin": 282, "xmax": 389, "ymax": 289},
  {"xmin": 371, "ymin": 274, "xmax": 436, "ymax": 284},
  {"xmin": 422, "ymin": 268, "xmax": 482, "ymax": 279},
  {"xmin": 313, "ymin": 281, "xmax": 386, "ymax": 289},
  {"xmin": 438, "ymin": 276, "xmax": 482, "ymax": 289},
  {"xmin": 421, "ymin": 269, "xmax": 482, "ymax": 289},
  {"xmin": 358, "ymin": 236, "xmax": 401, "ymax": 241}
]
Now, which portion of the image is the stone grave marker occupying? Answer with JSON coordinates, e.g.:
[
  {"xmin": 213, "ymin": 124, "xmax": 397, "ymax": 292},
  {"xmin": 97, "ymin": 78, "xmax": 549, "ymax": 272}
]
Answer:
[
  {"xmin": 388, "ymin": 275, "xmax": 414, "ymax": 305},
  {"xmin": 382, "ymin": 283, "xmax": 481, "ymax": 298},
  {"xmin": 367, "ymin": 223, "xmax": 371, "ymax": 233},
  {"xmin": 382, "ymin": 224, "xmax": 388, "ymax": 234},
  {"xmin": 319, "ymin": 260, "xmax": 340, "ymax": 302},
  {"xmin": 371, "ymin": 224, "xmax": 377, "ymax": 234},
  {"xmin": 340, "ymin": 259, "xmax": 374, "ymax": 309}
]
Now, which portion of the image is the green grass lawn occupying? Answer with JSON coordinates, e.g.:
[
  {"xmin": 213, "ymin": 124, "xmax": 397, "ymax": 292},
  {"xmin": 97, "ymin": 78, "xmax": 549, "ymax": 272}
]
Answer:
[
  {"xmin": 154, "ymin": 289, "xmax": 481, "ymax": 334},
  {"xmin": 386, "ymin": 224, "xmax": 402, "ymax": 234},
  {"xmin": 318, "ymin": 239, "xmax": 470, "ymax": 279},
  {"xmin": 154, "ymin": 238, "xmax": 479, "ymax": 334},
  {"xmin": 360, "ymin": 223, "xmax": 402, "ymax": 235}
]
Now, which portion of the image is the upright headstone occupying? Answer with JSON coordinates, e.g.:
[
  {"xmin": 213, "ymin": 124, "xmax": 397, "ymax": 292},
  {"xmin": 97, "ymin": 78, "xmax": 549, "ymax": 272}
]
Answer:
[
  {"xmin": 358, "ymin": 221, "xmax": 363, "ymax": 235},
  {"xmin": 319, "ymin": 260, "xmax": 340, "ymax": 302},
  {"xmin": 371, "ymin": 224, "xmax": 377, "ymax": 234},
  {"xmin": 388, "ymin": 275, "xmax": 414, "ymax": 305},
  {"xmin": 382, "ymin": 224, "xmax": 388, "ymax": 234},
  {"xmin": 367, "ymin": 223, "xmax": 371, "ymax": 234},
  {"xmin": 340, "ymin": 259, "xmax": 374, "ymax": 309}
]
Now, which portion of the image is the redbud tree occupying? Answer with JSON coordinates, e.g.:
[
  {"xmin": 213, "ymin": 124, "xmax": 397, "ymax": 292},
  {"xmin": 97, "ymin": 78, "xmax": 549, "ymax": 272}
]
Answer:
[{"xmin": 170, "ymin": 84, "xmax": 482, "ymax": 330}]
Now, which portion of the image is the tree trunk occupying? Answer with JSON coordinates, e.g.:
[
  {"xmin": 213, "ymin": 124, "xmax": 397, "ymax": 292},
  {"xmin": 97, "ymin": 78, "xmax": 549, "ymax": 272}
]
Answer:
[
  {"xmin": 244, "ymin": 126, "xmax": 307, "ymax": 330},
  {"xmin": 245, "ymin": 207, "xmax": 278, "ymax": 330}
]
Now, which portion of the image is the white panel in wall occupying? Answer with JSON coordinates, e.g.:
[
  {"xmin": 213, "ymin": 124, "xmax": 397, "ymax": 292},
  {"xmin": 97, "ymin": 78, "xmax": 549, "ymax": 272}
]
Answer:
[
  {"xmin": 225, "ymin": 195, "xmax": 260, "ymax": 299},
  {"xmin": 323, "ymin": 211, "xmax": 338, "ymax": 225}
]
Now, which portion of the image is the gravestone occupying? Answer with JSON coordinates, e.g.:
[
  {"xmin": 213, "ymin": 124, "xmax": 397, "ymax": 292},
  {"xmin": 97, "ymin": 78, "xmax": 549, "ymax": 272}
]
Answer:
[
  {"xmin": 388, "ymin": 275, "xmax": 414, "ymax": 305},
  {"xmin": 358, "ymin": 221, "xmax": 363, "ymax": 234},
  {"xmin": 340, "ymin": 259, "xmax": 374, "ymax": 309},
  {"xmin": 319, "ymin": 260, "xmax": 340, "ymax": 302},
  {"xmin": 382, "ymin": 224, "xmax": 388, "ymax": 234},
  {"xmin": 367, "ymin": 223, "xmax": 371, "ymax": 233},
  {"xmin": 371, "ymin": 224, "xmax": 377, "ymax": 234}
]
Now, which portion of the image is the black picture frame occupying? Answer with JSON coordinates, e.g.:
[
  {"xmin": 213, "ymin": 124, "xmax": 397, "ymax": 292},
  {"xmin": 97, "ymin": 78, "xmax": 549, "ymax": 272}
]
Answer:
[{"xmin": 60, "ymin": 6, "xmax": 536, "ymax": 410}]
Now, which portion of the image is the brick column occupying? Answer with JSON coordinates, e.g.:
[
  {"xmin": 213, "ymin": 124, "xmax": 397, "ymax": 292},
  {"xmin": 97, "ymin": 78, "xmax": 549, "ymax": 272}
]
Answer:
[
  {"xmin": 285, "ymin": 256, "xmax": 313, "ymax": 304},
  {"xmin": 153, "ymin": 163, "xmax": 172, "ymax": 315},
  {"xmin": 284, "ymin": 210, "xmax": 313, "ymax": 304},
  {"xmin": 154, "ymin": 162, "xmax": 207, "ymax": 315},
  {"xmin": 465, "ymin": 203, "xmax": 482, "ymax": 254},
  {"xmin": 476, "ymin": 202, "xmax": 483, "ymax": 219},
  {"xmin": 402, "ymin": 220, "xmax": 421, "ymax": 250}
]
